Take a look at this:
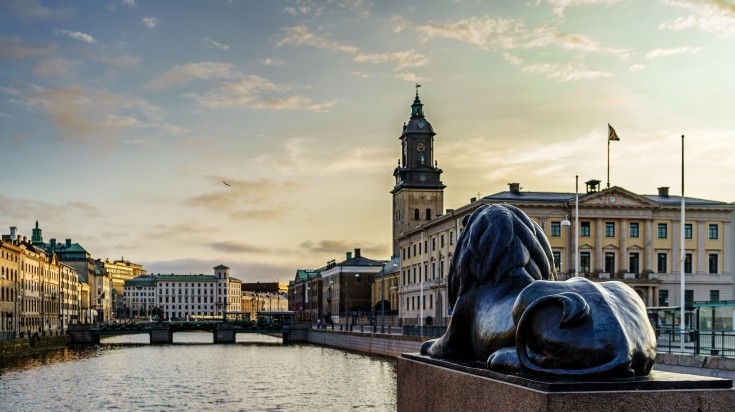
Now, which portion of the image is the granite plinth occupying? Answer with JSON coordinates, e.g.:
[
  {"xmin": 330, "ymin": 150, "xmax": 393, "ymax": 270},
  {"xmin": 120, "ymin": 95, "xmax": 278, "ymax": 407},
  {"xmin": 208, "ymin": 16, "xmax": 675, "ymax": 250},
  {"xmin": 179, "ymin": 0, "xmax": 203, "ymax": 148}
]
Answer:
[{"xmin": 398, "ymin": 353, "xmax": 735, "ymax": 412}]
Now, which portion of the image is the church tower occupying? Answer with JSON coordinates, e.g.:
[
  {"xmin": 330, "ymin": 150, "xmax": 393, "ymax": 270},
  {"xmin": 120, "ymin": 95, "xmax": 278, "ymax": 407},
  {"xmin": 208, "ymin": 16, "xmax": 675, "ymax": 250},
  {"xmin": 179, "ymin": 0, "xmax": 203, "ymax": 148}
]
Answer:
[{"xmin": 391, "ymin": 87, "xmax": 445, "ymax": 256}]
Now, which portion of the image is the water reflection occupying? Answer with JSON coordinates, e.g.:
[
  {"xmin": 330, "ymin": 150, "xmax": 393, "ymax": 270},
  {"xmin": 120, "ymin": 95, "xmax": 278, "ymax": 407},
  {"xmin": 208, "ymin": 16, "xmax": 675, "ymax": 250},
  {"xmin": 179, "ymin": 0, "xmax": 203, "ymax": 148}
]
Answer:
[{"xmin": 0, "ymin": 333, "xmax": 397, "ymax": 411}]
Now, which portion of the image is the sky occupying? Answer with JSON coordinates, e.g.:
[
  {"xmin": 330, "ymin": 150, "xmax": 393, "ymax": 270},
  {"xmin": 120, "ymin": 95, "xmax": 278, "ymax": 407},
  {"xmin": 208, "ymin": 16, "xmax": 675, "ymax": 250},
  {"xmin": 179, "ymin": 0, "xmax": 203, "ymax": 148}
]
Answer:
[{"xmin": 2, "ymin": 0, "xmax": 735, "ymax": 282}]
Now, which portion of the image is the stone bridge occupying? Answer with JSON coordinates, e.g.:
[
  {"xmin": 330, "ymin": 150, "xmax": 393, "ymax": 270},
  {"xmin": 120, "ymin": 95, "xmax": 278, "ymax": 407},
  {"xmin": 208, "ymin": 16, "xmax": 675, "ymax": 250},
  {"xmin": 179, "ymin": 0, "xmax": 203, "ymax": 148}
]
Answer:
[{"xmin": 68, "ymin": 322, "xmax": 308, "ymax": 344}]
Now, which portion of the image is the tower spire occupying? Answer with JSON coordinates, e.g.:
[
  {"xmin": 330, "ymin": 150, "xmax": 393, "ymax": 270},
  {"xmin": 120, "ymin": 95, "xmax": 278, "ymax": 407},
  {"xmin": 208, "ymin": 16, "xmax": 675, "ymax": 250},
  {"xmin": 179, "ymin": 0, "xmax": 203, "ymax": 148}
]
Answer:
[{"xmin": 411, "ymin": 84, "xmax": 424, "ymax": 118}]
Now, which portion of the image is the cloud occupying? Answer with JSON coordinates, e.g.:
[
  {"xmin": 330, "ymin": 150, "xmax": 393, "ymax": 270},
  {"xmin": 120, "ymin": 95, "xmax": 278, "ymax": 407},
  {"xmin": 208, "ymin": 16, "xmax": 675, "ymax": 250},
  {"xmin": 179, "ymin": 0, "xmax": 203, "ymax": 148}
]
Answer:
[
  {"xmin": 538, "ymin": 0, "xmax": 623, "ymax": 19},
  {"xmin": 122, "ymin": 0, "xmax": 137, "ymax": 8},
  {"xmin": 5, "ymin": 0, "xmax": 74, "ymax": 20},
  {"xmin": 140, "ymin": 258, "xmax": 295, "ymax": 282},
  {"xmin": 142, "ymin": 17, "xmax": 159, "ymax": 28},
  {"xmin": 277, "ymin": 25, "xmax": 429, "ymax": 71},
  {"xmin": 0, "ymin": 194, "xmax": 107, "ymax": 223},
  {"xmin": 255, "ymin": 137, "xmax": 392, "ymax": 176},
  {"xmin": 522, "ymin": 62, "xmax": 611, "ymax": 81},
  {"xmin": 0, "ymin": 35, "xmax": 54, "ymax": 59},
  {"xmin": 395, "ymin": 72, "xmax": 426, "ymax": 82},
  {"xmin": 261, "ymin": 57, "xmax": 286, "ymax": 66},
  {"xmin": 282, "ymin": 0, "xmax": 372, "ymax": 18},
  {"xmin": 202, "ymin": 37, "xmax": 230, "ymax": 51},
  {"xmin": 54, "ymin": 29, "xmax": 96, "ymax": 43},
  {"xmin": 146, "ymin": 62, "xmax": 336, "ymax": 112},
  {"xmin": 628, "ymin": 64, "xmax": 646, "ymax": 72},
  {"xmin": 34, "ymin": 56, "xmax": 82, "ymax": 78},
  {"xmin": 27, "ymin": 86, "xmax": 186, "ymax": 142},
  {"xmin": 211, "ymin": 241, "xmax": 270, "ymax": 254},
  {"xmin": 659, "ymin": 0, "xmax": 735, "ymax": 35},
  {"xmin": 645, "ymin": 46, "xmax": 701, "ymax": 59},
  {"xmin": 299, "ymin": 240, "xmax": 388, "ymax": 258},
  {"xmin": 350, "ymin": 71, "xmax": 370, "ymax": 79},
  {"xmin": 185, "ymin": 177, "xmax": 301, "ymax": 219},
  {"xmin": 95, "ymin": 54, "xmax": 141, "ymax": 68},
  {"xmin": 397, "ymin": 15, "xmax": 628, "ymax": 57}
]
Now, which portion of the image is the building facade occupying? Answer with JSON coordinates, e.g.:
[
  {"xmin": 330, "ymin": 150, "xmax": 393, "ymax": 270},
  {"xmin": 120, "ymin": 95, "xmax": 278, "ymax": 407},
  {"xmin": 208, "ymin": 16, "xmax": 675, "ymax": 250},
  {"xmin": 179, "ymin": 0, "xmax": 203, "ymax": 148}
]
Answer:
[{"xmin": 123, "ymin": 265, "xmax": 243, "ymax": 320}]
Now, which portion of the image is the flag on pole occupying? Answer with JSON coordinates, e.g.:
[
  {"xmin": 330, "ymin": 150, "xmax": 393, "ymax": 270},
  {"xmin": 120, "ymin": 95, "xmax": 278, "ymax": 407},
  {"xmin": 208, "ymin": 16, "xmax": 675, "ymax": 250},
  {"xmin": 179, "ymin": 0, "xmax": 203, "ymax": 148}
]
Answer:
[{"xmin": 608, "ymin": 123, "xmax": 620, "ymax": 141}]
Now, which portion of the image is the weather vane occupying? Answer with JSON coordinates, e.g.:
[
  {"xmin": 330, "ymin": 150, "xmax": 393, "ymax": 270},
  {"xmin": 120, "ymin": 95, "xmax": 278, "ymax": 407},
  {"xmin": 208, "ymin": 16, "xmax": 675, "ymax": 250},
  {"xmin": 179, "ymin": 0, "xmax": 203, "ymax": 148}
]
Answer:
[{"xmin": 415, "ymin": 83, "xmax": 421, "ymax": 97}]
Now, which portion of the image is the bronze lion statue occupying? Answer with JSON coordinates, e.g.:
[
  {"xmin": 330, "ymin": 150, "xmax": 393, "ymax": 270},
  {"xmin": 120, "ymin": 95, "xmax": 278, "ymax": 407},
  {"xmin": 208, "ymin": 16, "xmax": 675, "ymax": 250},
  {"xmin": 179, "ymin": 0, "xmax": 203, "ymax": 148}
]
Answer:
[{"xmin": 420, "ymin": 204, "xmax": 656, "ymax": 378}]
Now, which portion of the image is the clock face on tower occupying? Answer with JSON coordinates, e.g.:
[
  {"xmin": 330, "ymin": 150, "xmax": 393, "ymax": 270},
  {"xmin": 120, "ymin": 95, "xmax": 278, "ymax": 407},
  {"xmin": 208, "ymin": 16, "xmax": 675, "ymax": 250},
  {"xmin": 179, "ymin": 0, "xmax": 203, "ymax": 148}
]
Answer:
[
  {"xmin": 419, "ymin": 174, "xmax": 426, "ymax": 181},
  {"xmin": 417, "ymin": 143, "xmax": 426, "ymax": 152},
  {"xmin": 418, "ymin": 120, "xmax": 426, "ymax": 128}
]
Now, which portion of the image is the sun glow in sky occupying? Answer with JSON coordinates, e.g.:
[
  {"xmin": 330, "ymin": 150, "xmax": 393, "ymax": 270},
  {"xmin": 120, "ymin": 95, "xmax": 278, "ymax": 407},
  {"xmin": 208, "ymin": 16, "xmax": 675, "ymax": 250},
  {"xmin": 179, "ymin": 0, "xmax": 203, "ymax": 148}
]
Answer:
[{"xmin": 2, "ymin": 0, "xmax": 734, "ymax": 281}]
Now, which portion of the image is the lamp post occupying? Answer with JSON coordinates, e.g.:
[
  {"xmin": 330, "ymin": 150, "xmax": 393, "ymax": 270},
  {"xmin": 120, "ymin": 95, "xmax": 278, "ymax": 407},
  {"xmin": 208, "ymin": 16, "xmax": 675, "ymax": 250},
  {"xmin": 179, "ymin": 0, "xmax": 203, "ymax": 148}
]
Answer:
[{"xmin": 542, "ymin": 211, "xmax": 571, "ymax": 275}]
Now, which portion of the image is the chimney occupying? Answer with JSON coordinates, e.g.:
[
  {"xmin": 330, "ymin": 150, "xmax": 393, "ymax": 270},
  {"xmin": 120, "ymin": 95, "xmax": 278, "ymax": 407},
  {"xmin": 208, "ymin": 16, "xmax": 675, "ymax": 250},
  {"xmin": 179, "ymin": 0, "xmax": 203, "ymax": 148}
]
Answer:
[
  {"xmin": 658, "ymin": 187, "xmax": 670, "ymax": 197},
  {"xmin": 346, "ymin": 251, "xmax": 352, "ymax": 260},
  {"xmin": 66, "ymin": 238, "xmax": 72, "ymax": 247},
  {"xmin": 470, "ymin": 197, "xmax": 477, "ymax": 203},
  {"xmin": 354, "ymin": 248, "xmax": 361, "ymax": 258},
  {"xmin": 9, "ymin": 226, "xmax": 17, "ymax": 241},
  {"xmin": 508, "ymin": 183, "xmax": 521, "ymax": 193}
]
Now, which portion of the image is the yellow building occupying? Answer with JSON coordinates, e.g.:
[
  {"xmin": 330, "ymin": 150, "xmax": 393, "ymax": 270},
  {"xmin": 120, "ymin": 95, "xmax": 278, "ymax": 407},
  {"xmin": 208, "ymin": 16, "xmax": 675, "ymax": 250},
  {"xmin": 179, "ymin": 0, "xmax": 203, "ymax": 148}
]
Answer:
[
  {"xmin": 396, "ymin": 181, "xmax": 734, "ymax": 326},
  {"xmin": 101, "ymin": 258, "xmax": 147, "ymax": 318}
]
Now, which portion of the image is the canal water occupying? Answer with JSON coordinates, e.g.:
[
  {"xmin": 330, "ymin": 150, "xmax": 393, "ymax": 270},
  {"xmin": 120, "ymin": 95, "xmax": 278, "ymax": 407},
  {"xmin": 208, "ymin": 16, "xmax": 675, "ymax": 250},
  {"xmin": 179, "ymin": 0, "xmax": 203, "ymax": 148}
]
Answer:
[{"xmin": 0, "ymin": 333, "xmax": 397, "ymax": 411}]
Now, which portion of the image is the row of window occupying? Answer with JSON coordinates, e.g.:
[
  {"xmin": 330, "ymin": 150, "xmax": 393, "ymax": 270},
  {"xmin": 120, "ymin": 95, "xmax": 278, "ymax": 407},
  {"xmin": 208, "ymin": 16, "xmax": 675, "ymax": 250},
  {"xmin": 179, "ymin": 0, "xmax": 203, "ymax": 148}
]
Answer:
[
  {"xmin": 551, "ymin": 221, "xmax": 720, "ymax": 240},
  {"xmin": 402, "ymin": 261, "xmax": 445, "ymax": 286},
  {"xmin": 406, "ymin": 294, "xmax": 434, "ymax": 311},
  {"xmin": 575, "ymin": 251, "xmax": 719, "ymax": 274},
  {"xmin": 658, "ymin": 289, "xmax": 720, "ymax": 307},
  {"xmin": 402, "ymin": 232, "xmax": 455, "ymax": 260}
]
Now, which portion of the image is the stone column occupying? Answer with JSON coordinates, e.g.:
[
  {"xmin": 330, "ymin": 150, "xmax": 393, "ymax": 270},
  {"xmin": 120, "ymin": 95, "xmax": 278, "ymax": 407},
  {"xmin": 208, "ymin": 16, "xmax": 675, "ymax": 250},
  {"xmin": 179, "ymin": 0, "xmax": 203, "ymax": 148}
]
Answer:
[
  {"xmin": 644, "ymin": 219, "xmax": 653, "ymax": 272},
  {"xmin": 595, "ymin": 219, "xmax": 603, "ymax": 272},
  {"xmin": 697, "ymin": 220, "xmax": 706, "ymax": 274},
  {"xmin": 620, "ymin": 218, "xmax": 628, "ymax": 272}
]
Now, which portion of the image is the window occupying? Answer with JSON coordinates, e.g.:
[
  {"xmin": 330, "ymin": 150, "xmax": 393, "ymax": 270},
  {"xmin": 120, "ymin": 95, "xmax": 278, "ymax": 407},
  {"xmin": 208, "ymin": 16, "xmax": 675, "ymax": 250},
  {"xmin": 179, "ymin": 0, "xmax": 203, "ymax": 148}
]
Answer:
[
  {"xmin": 658, "ymin": 290, "xmax": 669, "ymax": 307},
  {"xmin": 684, "ymin": 224, "xmax": 692, "ymax": 240},
  {"xmin": 629, "ymin": 222, "xmax": 639, "ymax": 238},
  {"xmin": 709, "ymin": 254, "xmax": 718, "ymax": 274},
  {"xmin": 629, "ymin": 253, "xmax": 640, "ymax": 273},
  {"xmin": 414, "ymin": 209, "xmax": 420, "ymax": 220},
  {"xmin": 413, "ymin": 244, "xmax": 416, "ymax": 256},
  {"xmin": 605, "ymin": 222, "xmax": 615, "ymax": 237},
  {"xmin": 425, "ymin": 208, "xmax": 431, "ymax": 220},
  {"xmin": 685, "ymin": 290, "xmax": 694, "ymax": 308},
  {"xmin": 580, "ymin": 252, "xmax": 591, "ymax": 273},
  {"xmin": 432, "ymin": 238, "xmax": 436, "ymax": 251},
  {"xmin": 552, "ymin": 251, "xmax": 561, "ymax": 271},
  {"xmin": 550, "ymin": 222, "xmax": 561, "ymax": 237},
  {"xmin": 449, "ymin": 232, "xmax": 454, "ymax": 245},
  {"xmin": 710, "ymin": 290, "xmax": 720, "ymax": 303},
  {"xmin": 580, "ymin": 222, "xmax": 591, "ymax": 237},
  {"xmin": 657, "ymin": 223, "xmax": 668, "ymax": 239},
  {"xmin": 604, "ymin": 252, "xmax": 615, "ymax": 273},
  {"xmin": 657, "ymin": 253, "xmax": 667, "ymax": 273},
  {"xmin": 684, "ymin": 253, "xmax": 692, "ymax": 274},
  {"xmin": 709, "ymin": 224, "xmax": 719, "ymax": 240}
]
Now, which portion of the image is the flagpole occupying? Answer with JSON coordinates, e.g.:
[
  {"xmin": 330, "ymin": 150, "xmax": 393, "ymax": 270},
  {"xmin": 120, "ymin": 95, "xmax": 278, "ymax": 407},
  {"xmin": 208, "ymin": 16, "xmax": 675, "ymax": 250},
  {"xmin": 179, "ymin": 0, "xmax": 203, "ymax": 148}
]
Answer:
[
  {"xmin": 607, "ymin": 132, "xmax": 610, "ymax": 189},
  {"xmin": 680, "ymin": 134, "xmax": 686, "ymax": 351},
  {"xmin": 575, "ymin": 175, "xmax": 579, "ymax": 278}
]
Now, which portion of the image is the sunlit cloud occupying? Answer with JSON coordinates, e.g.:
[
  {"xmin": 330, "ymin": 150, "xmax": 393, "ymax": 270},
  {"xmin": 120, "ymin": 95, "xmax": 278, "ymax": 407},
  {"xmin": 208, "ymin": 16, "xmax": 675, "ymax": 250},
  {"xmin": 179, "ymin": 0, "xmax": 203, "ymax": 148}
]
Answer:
[
  {"xmin": 350, "ymin": 71, "xmax": 370, "ymax": 79},
  {"xmin": 282, "ymin": 0, "xmax": 372, "ymax": 18},
  {"xmin": 185, "ymin": 177, "xmax": 301, "ymax": 220},
  {"xmin": 261, "ymin": 57, "xmax": 286, "ymax": 66},
  {"xmin": 522, "ymin": 62, "xmax": 611, "ymax": 81},
  {"xmin": 142, "ymin": 17, "xmax": 159, "ymax": 28},
  {"xmin": 395, "ymin": 72, "xmax": 426, "ymax": 82},
  {"xmin": 146, "ymin": 62, "xmax": 336, "ymax": 112},
  {"xmin": 646, "ymin": 46, "xmax": 701, "ymax": 59},
  {"xmin": 27, "ymin": 86, "xmax": 186, "ymax": 142},
  {"xmin": 277, "ymin": 25, "xmax": 429, "ymax": 71},
  {"xmin": 659, "ymin": 0, "xmax": 735, "ymax": 35},
  {"xmin": 211, "ymin": 240, "xmax": 270, "ymax": 254},
  {"xmin": 54, "ymin": 29, "xmax": 96, "ymax": 43},
  {"xmin": 629, "ymin": 64, "xmax": 646, "ymax": 72},
  {"xmin": 202, "ymin": 37, "xmax": 230, "ymax": 51},
  {"xmin": 537, "ymin": 0, "xmax": 623, "ymax": 19},
  {"xmin": 0, "ymin": 194, "xmax": 107, "ymax": 223}
]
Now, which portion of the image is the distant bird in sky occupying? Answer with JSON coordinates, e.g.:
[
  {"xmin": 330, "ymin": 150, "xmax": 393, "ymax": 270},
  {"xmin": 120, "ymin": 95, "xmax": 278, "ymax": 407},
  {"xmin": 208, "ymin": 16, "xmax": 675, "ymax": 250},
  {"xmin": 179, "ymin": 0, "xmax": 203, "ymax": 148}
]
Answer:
[{"xmin": 223, "ymin": 181, "xmax": 231, "ymax": 187}]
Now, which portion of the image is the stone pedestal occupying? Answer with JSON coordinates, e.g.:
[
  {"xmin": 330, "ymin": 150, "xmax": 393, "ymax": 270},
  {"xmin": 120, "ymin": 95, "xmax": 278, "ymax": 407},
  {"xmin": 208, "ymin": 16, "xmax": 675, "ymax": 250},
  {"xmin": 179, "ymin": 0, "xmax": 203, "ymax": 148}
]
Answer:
[
  {"xmin": 214, "ymin": 323, "xmax": 236, "ymax": 344},
  {"xmin": 149, "ymin": 323, "xmax": 172, "ymax": 344},
  {"xmin": 398, "ymin": 353, "xmax": 735, "ymax": 412}
]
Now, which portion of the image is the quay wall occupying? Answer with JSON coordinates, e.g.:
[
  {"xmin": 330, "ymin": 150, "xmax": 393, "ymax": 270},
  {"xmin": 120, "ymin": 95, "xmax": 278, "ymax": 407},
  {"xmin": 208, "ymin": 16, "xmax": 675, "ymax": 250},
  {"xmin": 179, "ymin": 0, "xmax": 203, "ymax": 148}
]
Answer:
[
  {"xmin": 1, "ymin": 335, "xmax": 71, "ymax": 358},
  {"xmin": 303, "ymin": 329, "xmax": 424, "ymax": 358}
]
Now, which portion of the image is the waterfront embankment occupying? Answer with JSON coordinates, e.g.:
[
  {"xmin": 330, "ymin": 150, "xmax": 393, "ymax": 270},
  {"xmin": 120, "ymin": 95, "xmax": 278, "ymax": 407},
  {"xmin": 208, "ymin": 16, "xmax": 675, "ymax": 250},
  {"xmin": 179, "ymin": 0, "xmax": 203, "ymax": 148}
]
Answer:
[{"xmin": 0, "ymin": 335, "xmax": 70, "ymax": 359}]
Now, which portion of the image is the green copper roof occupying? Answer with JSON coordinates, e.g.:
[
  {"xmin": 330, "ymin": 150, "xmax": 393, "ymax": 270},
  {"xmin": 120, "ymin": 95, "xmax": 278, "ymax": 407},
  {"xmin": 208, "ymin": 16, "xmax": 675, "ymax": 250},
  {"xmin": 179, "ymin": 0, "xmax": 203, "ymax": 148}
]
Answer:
[{"xmin": 213, "ymin": 264, "xmax": 230, "ymax": 270}]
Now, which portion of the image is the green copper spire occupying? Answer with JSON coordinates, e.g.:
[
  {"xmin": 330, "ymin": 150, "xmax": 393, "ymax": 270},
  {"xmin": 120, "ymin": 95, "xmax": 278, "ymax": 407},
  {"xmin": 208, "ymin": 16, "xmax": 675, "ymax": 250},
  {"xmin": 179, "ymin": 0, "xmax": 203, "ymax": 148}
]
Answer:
[
  {"xmin": 31, "ymin": 220, "xmax": 43, "ymax": 244},
  {"xmin": 411, "ymin": 83, "xmax": 424, "ymax": 118}
]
